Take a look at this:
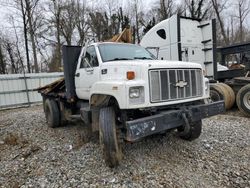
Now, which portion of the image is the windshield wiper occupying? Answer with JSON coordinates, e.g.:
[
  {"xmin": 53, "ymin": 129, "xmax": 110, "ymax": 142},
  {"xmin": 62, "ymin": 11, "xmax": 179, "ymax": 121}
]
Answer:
[
  {"xmin": 107, "ymin": 58, "xmax": 133, "ymax": 61},
  {"xmin": 134, "ymin": 57, "xmax": 153, "ymax": 60}
]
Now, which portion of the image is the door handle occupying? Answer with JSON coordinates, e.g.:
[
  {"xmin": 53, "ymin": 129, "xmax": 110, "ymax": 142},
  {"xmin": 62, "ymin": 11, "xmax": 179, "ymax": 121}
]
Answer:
[
  {"xmin": 75, "ymin": 72, "xmax": 80, "ymax": 77},
  {"xmin": 86, "ymin": 68, "xmax": 94, "ymax": 74}
]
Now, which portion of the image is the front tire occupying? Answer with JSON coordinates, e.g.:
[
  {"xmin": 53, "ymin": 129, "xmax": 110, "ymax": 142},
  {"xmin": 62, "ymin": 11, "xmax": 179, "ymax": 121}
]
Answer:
[
  {"xmin": 99, "ymin": 107, "xmax": 123, "ymax": 167},
  {"xmin": 179, "ymin": 120, "xmax": 202, "ymax": 141}
]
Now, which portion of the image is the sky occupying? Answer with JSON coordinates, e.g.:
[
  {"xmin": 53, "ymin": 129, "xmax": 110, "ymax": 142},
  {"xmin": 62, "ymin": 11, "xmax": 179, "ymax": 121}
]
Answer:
[{"xmin": 0, "ymin": 0, "xmax": 250, "ymax": 39}]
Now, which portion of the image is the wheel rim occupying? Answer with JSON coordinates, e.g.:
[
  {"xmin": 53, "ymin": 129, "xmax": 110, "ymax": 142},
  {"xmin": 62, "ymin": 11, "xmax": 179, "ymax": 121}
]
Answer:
[
  {"xmin": 243, "ymin": 91, "xmax": 250, "ymax": 109},
  {"xmin": 210, "ymin": 90, "xmax": 221, "ymax": 102}
]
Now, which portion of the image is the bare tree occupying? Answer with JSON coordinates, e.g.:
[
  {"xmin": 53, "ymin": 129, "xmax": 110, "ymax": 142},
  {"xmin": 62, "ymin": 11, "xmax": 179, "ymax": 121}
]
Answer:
[
  {"xmin": 5, "ymin": 41, "xmax": 17, "ymax": 74},
  {"xmin": 184, "ymin": 0, "xmax": 211, "ymax": 19},
  {"xmin": 211, "ymin": 0, "xmax": 229, "ymax": 45},
  {"xmin": 89, "ymin": 11, "xmax": 106, "ymax": 41},
  {"xmin": 12, "ymin": 16, "xmax": 25, "ymax": 73},
  {"xmin": 159, "ymin": 0, "xmax": 174, "ymax": 20},
  {"xmin": 48, "ymin": 0, "xmax": 62, "ymax": 72},
  {"xmin": 134, "ymin": 0, "xmax": 140, "ymax": 43},
  {"xmin": 75, "ymin": 0, "xmax": 89, "ymax": 45},
  {"xmin": 59, "ymin": 0, "xmax": 77, "ymax": 45},
  {"xmin": 128, "ymin": 0, "xmax": 143, "ymax": 43},
  {"xmin": 19, "ymin": 0, "xmax": 31, "ymax": 73},
  {"xmin": 235, "ymin": 0, "xmax": 250, "ymax": 42},
  {"xmin": 24, "ymin": 0, "xmax": 39, "ymax": 73},
  {"xmin": 0, "ymin": 40, "xmax": 6, "ymax": 74}
]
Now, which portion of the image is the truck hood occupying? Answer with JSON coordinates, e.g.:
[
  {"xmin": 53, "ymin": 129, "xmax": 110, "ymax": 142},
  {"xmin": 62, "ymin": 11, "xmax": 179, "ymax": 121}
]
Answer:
[
  {"xmin": 102, "ymin": 60, "xmax": 201, "ymax": 69},
  {"xmin": 100, "ymin": 60, "xmax": 202, "ymax": 81}
]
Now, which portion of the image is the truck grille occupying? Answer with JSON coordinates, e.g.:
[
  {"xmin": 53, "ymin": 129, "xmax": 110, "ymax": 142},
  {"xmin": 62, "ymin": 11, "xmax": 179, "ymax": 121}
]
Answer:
[{"xmin": 149, "ymin": 69, "xmax": 203, "ymax": 102}]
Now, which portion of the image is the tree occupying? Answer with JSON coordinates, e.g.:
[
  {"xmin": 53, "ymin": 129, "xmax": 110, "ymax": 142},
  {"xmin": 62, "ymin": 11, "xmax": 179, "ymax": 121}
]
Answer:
[
  {"xmin": 133, "ymin": 0, "xmax": 141, "ymax": 43},
  {"xmin": 184, "ymin": 0, "xmax": 211, "ymax": 20},
  {"xmin": 75, "ymin": 0, "xmax": 89, "ymax": 45},
  {"xmin": 5, "ymin": 41, "xmax": 18, "ymax": 74},
  {"xmin": 59, "ymin": 0, "xmax": 77, "ymax": 45},
  {"xmin": 20, "ymin": 0, "xmax": 31, "ymax": 73},
  {"xmin": 211, "ymin": 0, "xmax": 229, "ymax": 45},
  {"xmin": 159, "ymin": 0, "xmax": 174, "ymax": 20},
  {"xmin": 48, "ymin": 0, "xmax": 62, "ymax": 72},
  {"xmin": 118, "ymin": 7, "xmax": 130, "ymax": 30},
  {"xmin": 235, "ymin": 0, "xmax": 250, "ymax": 42},
  {"xmin": 0, "ymin": 41, "xmax": 6, "ymax": 74},
  {"xmin": 142, "ymin": 17, "xmax": 156, "ymax": 35},
  {"xmin": 24, "ymin": 0, "xmax": 39, "ymax": 73}
]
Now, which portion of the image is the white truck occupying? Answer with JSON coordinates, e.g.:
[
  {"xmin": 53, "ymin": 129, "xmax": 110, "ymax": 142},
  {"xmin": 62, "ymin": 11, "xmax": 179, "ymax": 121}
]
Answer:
[
  {"xmin": 140, "ymin": 15, "xmax": 250, "ymax": 116},
  {"xmin": 38, "ymin": 42, "xmax": 224, "ymax": 167}
]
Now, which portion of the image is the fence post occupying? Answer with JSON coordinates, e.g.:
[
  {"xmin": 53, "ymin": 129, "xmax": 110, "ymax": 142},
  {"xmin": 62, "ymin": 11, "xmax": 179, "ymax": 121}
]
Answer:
[{"xmin": 23, "ymin": 71, "xmax": 30, "ymax": 107}]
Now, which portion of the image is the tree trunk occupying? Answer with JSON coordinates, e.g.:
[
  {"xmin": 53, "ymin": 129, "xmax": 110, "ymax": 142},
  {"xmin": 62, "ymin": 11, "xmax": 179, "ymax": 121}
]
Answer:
[
  {"xmin": 21, "ymin": 0, "xmax": 31, "ymax": 73},
  {"xmin": 134, "ymin": 1, "xmax": 140, "ymax": 43},
  {"xmin": 239, "ymin": 2, "xmax": 243, "ymax": 42},
  {"xmin": 55, "ymin": 2, "xmax": 61, "ymax": 71},
  {"xmin": 0, "ymin": 44, "xmax": 6, "ymax": 74},
  {"xmin": 25, "ymin": 0, "xmax": 39, "ymax": 73},
  {"xmin": 211, "ymin": 0, "xmax": 229, "ymax": 45},
  {"xmin": 6, "ymin": 43, "xmax": 17, "ymax": 74}
]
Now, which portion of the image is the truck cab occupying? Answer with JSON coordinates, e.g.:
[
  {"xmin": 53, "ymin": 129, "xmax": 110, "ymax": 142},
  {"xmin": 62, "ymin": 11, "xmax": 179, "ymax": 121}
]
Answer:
[
  {"xmin": 75, "ymin": 42, "xmax": 210, "ymax": 109},
  {"xmin": 140, "ymin": 15, "xmax": 216, "ymax": 79}
]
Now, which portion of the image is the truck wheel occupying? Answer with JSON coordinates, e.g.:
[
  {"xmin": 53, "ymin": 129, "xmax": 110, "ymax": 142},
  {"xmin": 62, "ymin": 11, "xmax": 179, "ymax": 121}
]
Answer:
[
  {"xmin": 236, "ymin": 84, "xmax": 250, "ymax": 117},
  {"xmin": 210, "ymin": 83, "xmax": 231, "ymax": 110},
  {"xmin": 179, "ymin": 120, "xmax": 202, "ymax": 141},
  {"xmin": 99, "ymin": 107, "xmax": 122, "ymax": 168},
  {"xmin": 42, "ymin": 96, "xmax": 46, "ymax": 113},
  {"xmin": 218, "ymin": 83, "xmax": 235, "ymax": 109},
  {"xmin": 44, "ymin": 99, "xmax": 60, "ymax": 128}
]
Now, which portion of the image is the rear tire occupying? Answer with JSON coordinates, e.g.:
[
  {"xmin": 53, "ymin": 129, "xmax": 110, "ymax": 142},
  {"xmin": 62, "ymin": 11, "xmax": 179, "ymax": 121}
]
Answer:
[
  {"xmin": 179, "ymin": 120, "xmax": 202, "ymax": 141},
  {"xmin": 218, "ymin": 83, "xmax": 235, "ymax": 109},
  {"xmin": 210, "ymin": 83, "xmax": 231, "ymax": 110},
  {"xmin": 236, "ymin": 84, "xmax": 250, "ymax": 117},
  {"xmin": 44, "ymin": 99, "xmax": 60, "ymax": 128},
  {"xmin": 99, "ymin": 107, "xmax": 123, "ymax": 168}
]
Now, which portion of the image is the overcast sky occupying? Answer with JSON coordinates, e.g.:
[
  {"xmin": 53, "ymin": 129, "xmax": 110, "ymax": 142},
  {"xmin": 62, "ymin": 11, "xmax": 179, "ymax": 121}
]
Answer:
[{"xmin": 0, "ymin": 0, "xmax": 249, "ymax": 37}]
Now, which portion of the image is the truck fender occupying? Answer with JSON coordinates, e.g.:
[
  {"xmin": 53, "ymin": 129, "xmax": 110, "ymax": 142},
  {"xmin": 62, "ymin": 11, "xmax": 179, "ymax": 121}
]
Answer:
[
  {"xmin": 89, "ymin": 94, "xmax": 120, "ymax": 132},
  {"xmin": 89, "ymin": 81, "xmax": 127, "ymax": 109},
  {"xmin": 90, "ymin": 94, "xmax": 111, "ymax": 108}
]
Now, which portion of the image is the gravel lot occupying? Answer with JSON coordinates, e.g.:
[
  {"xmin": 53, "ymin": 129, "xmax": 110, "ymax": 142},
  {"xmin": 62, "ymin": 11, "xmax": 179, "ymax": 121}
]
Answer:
[{"xmin": 0, "ymin": 105, "xmax": 249, "ymax": 188}]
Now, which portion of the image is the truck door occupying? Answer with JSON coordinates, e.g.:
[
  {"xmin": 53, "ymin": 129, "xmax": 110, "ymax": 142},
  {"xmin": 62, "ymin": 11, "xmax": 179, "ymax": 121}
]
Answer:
[{"xmin": 75, "ymin": 45, "xmax": 100, "ymax": 100}]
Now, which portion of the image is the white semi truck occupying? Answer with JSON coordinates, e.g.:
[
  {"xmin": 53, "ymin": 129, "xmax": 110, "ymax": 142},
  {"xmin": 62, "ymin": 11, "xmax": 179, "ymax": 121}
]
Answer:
[
  {"xmin": 38, "ymin": 42, "xmax": 224, "ymax": 167},
  {"xmin": 141, "ymin": 15, "xmax": 250, "ymax": 116}
]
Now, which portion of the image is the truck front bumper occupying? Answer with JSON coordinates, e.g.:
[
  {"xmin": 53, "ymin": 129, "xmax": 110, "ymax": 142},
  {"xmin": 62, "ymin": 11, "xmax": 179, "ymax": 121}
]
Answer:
[{"xmin": 125, "ymin": 101, "xmax": 225, "ymax": 142}]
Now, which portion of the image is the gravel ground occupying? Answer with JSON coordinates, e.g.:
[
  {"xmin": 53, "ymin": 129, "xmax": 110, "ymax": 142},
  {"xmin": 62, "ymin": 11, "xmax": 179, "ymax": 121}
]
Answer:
[{"xmin": 0, "ymin": 105, "xmax": 249, "ymax": 188}]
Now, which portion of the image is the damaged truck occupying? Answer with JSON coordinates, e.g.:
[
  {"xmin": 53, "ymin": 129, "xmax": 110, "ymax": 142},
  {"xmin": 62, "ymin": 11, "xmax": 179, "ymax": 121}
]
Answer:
[{"xmin": 37, "ymin": 42, "xmax": 224, "ymax": 167}]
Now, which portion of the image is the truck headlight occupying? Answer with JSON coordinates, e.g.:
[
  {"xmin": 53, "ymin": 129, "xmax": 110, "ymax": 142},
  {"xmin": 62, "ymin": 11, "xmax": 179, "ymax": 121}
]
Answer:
[
  {"xmin": 129, "ymin": 86, "xmax": 144, "ymax": 104},
  {"xmin": 129, "ymin": 87, "xmax": 140, "ymax": 98}
]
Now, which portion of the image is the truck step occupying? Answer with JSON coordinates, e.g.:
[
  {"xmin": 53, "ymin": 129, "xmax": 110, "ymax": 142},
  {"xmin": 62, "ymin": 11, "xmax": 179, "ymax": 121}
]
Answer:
[
  {"xmin": 202, "ymin": 48, "xmax": 212, "ymax": 52},
  {"xmin": 204, "ymin": 61, "xmax": 213, "ymax": 65},
  {"xmin": 197, "ymin": 23, "xmax": 210, "ymax": 28},
  {"xmin": 201, "ymin": 39, "xmax": 211, "ymax": 44}
]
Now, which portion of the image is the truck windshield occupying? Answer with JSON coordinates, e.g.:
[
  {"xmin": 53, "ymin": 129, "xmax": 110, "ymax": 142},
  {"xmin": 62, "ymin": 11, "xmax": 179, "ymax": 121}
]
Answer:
[{"xmin": 98, "ymin": 43, "xmax": 156, "ymax": 62}]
